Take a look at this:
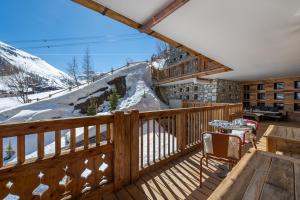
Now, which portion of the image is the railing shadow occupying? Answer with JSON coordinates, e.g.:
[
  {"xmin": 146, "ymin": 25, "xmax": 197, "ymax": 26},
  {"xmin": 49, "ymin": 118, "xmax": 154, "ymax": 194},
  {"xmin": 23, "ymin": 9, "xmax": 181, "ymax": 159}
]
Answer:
[{"xmin": 132, "ymin": 150, "xmax": 226, "ymax": 200}]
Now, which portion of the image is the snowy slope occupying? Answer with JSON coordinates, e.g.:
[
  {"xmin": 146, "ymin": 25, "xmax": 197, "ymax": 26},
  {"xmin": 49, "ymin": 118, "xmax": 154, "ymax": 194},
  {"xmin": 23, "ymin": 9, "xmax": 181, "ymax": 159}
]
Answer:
[
  {"xmin": 0, "ymin": 41, "xmax": 70, "ymax": 89},
  {"xmin": 0, "ymin": 61, "xmax": 169, "ymax": 164},
  {"xmin": 0, "ymin": 61, "xmax": 168, "ymax": 123}
]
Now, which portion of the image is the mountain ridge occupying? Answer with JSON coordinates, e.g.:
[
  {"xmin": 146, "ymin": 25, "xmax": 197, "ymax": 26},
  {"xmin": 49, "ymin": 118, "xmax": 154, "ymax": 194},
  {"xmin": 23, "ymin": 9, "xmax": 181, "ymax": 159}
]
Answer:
[{"xmin": 0, "ymin": 41, "xmax": 70, "ymax": 91}]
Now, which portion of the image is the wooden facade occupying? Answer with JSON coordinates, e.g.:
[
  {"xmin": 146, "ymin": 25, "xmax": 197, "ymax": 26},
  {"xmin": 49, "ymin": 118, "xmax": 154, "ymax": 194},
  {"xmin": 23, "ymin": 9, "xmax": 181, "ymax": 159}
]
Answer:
[
  {"xmin": 0, "ymin": 104, "xmax": 242, "ymax": 199},
  {"xmin": 241, "ymin": 76, "xmax": 300, "ymax": 117},
  {"xmin": 151, "ymin": 57, "xmax": 225, "ymax": 84}
]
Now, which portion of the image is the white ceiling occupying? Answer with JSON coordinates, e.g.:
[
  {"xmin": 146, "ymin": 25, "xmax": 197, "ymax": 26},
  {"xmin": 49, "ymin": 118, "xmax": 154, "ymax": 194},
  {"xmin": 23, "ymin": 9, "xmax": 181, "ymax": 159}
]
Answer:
[{"xmin": 94, "ymin": 0, "xmax": 300, "ymax": 80}]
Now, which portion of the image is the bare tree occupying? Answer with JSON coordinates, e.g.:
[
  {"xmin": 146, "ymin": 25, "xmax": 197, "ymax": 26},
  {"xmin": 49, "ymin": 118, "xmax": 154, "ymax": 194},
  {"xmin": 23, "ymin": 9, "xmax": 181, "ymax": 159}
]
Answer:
[
  {"xmin": 156, "ymin": 41, "xmax": 169, "ymax": 58},
  {"xmin": 82, "ymin": 48, "xmax": 94, "ymax": 84},
  {"xmin": 67, "ymin": 56, "xmax": 80, "ymax": 86},
  {"xmin": 5, "ymin": 67, "xmax": 30, "ymax": 103}
]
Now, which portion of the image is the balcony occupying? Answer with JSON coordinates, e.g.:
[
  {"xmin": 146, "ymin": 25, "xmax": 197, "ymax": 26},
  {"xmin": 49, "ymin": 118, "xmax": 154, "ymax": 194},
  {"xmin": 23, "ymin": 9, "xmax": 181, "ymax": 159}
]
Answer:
[
  {"xmin": 151, "ymin": 58, "xmax": 230, "ymax": 85},
  {"xmin": 0, "ymin": 103, "xmax": 243, "ymax": 199}
]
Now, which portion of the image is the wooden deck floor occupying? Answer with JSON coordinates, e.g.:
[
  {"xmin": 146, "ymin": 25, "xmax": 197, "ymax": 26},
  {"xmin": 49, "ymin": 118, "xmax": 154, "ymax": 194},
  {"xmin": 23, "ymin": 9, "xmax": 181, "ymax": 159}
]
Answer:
[{"xmin": 102, "ymin": 120, "xmax": 300, "ymax": 200}]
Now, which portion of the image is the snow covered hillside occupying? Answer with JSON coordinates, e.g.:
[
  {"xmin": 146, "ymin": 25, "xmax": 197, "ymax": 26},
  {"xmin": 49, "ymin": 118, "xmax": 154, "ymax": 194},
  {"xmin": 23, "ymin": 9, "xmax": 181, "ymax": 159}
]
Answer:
[
  {"xmin": 0, "ymin": 61, "xmax": 167, "ymax": 123},
  {"xmin": 0, "ymin": 61, "xmax": 169, "ymax": 165},
  {"xmin": 0, "ymin": 41, "xmax": 70, "ymax": 90}
]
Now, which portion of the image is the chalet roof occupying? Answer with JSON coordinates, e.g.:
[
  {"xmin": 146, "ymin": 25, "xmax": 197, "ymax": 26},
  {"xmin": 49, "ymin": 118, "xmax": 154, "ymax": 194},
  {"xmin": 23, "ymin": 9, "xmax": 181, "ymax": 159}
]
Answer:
[{"xmin": 74, "ymin": 0, "xmax": 300, "ymax": 80}]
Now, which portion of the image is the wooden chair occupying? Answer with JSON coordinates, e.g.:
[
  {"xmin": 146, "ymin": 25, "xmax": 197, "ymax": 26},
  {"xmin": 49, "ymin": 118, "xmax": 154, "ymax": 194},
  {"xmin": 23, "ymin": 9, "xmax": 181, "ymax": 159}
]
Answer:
[{"xmin": 200, "ymin": 132, "xmax": 242, "ymax": 187}]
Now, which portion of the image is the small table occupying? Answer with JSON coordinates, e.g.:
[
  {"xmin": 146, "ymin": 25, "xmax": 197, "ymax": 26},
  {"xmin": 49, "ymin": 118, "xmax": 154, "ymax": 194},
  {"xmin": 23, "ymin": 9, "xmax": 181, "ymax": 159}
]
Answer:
[
  {"xmin": 264, "ymin": 125, "xmax": 300, "ymax": 154},
  {"xmin": 208, "ymin": 150, "xmax": 300, "ymax": 200},
  {"xmin": 208, "ymin": 120, "xmax": 253, "ymax": 132}
]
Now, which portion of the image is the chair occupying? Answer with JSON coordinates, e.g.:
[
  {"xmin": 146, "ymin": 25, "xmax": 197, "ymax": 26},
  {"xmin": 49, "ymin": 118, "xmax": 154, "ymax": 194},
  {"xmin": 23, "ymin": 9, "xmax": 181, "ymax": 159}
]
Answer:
[
  {"xmin": 200, "ymin": 132, "xmax": 242, "ymax": 187},
  {"xmin": 230, "ymin": 119, "xmax": 259, "ymax": 149}
]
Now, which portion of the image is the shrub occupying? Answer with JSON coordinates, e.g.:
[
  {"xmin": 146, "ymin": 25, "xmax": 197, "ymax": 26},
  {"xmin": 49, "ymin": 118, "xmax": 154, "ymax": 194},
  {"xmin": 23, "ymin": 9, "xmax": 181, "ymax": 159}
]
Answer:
[
  {"xmin": 87, "ymin": 99, "xmax": 97, "ymax": 116},
  {"xmin": 108, "ymin": 89, "xmax": 120, "ymax": 111}
]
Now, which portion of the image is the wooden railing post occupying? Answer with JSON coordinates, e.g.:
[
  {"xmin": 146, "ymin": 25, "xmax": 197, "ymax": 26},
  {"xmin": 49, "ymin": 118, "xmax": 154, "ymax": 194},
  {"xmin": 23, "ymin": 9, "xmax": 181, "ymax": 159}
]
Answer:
[
  {"xmin": 176, "ymin": 112, "xmax": 186, "ymax": 151},
  {"xmin": 113, "ymin": 111, "xmax": 130, "ymax": 190},
  {"xmin": 224, "ymin": 105, "xmax": 230, "ymax": 121},
  {"xmin": 130, "ymin": 110, "xmax": 139, "ymax": 183}
]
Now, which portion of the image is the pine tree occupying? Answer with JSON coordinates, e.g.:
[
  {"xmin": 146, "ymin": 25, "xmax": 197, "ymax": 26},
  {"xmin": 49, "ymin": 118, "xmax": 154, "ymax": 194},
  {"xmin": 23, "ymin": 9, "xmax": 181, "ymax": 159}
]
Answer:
[
  {"xmin": 5, "ymin": 140, "xmax": 15, "ymax": 160},
  {"xmin": 108, "ymin": 89, "xmax": 120, "ymax": 111},
  {"xmin": 87, "ymin": 99, "xmax": 97, "ymax": 116}
]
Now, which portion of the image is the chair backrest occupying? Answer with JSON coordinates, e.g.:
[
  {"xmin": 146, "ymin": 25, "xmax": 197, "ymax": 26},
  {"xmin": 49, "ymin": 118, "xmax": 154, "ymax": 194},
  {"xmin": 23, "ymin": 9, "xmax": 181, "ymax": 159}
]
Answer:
[
  {"xmin": 245, "ymin": 119, "xmax": 259, "ymax": 132},
  {"xmin": 201, "ymin": 132, "xmax": 242, "ymax": 161}
]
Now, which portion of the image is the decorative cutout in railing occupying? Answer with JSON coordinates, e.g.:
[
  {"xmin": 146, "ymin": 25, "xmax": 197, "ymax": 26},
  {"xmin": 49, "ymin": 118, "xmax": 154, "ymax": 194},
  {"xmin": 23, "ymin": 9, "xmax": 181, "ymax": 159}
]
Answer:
[{"xmin": 0, "ymin": 115, "xmax": 114, "ymax": 199}]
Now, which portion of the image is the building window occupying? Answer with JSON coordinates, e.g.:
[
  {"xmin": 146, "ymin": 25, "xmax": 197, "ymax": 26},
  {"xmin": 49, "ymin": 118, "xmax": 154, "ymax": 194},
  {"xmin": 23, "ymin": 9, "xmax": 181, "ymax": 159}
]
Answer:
[
  {"xmin": 274, "ymin": 82, "xmax": 284, "ymax": 89},
  {"xmin": 179, "ymin": 88, "xmax": 183, "ymax": 92},
  {"xmin": 243, "ymin": 85, "xmax": 250, "ymax": 90},
  {"xmin": 186, "ymin": 87, "xmax": 189, "ymax": 92},
  {"xmin": 244, "ymin": 93, "xmax": 250, "ymax": 100},
  {"xmin": 274, "ymin": 103, "xmax": 284, "ymax": 110},
  {"xmin": 257, "ymin": 84, "xmax": 265, "ymax": 90},
  {"xmin": 295, "ymin": 81, "xmax": 300, "ymax": 89},
  {"xmin": 243, "ymin": 102, "xmax": 250, "ymax": 109},
  {"xmin": 179, "ymin": 95, "xmax": 182, "ymax": 99},
  {"xmin": 295, "ymin": 104, "xmax": 300, "ymax": 112},
  {"xmin": 295, "ymin": 92, "xmax": 300, "ymax": 100},
  {"xmin": 274, "ymin": 93, "xmax": 284, "ymax": 100},
  {"xmin": 194, "ymin": 86, "xmax": 198, "ymax": 91},
  {"xmin": 257, "ymin": 93, "xmax": 265, "ymax": 100},
  {"xmin": 194, "ymin": 94, "xmax": 198, "ymax": 100},
  {"xmin": 186, "ymin": 95, "xmax": 189, "ymax": 100}
]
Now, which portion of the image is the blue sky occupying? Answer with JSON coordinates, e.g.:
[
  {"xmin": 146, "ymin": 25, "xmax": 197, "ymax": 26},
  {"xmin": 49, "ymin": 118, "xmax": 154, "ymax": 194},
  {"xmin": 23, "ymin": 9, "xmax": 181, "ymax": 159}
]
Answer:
[{"xmin": 0, "ymin": 0, "xmax": 159, "ymax": 73}]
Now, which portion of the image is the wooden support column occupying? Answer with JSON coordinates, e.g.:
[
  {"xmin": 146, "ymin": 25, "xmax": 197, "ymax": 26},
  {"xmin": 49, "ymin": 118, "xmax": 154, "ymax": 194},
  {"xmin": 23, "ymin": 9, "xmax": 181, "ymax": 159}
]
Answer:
[
  {"xmin": 0, "ymin": 137, "xmax": 3, "ymax": 167},
  {"xmin": 114, "ymin": 111, "xmax": 131, "ymax": 190},
  {"xmin": 224, "ymin": 105, "xmax": 230, "ymax": 121},
  {"xmin": 130, "ymin": 110, "xmax": 139, "ymax": 183},
  {"xmin": 176, "ymin": 112, "xmax": 186, "ymax": 151}
]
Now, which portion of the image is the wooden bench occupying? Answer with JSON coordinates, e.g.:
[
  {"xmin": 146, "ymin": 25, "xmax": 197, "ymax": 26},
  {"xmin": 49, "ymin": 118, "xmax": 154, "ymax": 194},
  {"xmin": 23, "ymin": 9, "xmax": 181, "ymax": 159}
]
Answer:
[{"xmin": 208, "ymin": 150, "xmax": 300, "ymax": 200}]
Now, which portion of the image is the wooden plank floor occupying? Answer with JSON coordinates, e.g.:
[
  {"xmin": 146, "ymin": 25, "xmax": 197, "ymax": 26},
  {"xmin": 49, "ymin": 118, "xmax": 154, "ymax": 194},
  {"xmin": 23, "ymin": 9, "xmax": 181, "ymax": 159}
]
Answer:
[{"xmin": 102, "ymin": 120, "xmax": 300, "ymax": 200}]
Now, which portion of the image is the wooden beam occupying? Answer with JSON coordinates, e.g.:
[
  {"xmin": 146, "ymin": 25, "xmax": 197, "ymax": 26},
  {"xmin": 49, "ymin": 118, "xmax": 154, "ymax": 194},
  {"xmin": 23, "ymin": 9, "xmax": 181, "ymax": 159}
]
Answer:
[
  {"xmin": 72, "ymin": 0, "xmax": 232, "ymax": 73},
  {"xmin": 139, "ymin": 0, "xmax": 190, "ymax": 33}
]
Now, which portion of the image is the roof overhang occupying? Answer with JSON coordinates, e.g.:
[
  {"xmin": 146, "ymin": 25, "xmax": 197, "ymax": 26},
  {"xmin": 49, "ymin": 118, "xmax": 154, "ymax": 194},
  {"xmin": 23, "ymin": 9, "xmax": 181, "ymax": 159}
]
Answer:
[{"xmin": 73, "ymin": 0, "xmax": 300, "ymax": 81}]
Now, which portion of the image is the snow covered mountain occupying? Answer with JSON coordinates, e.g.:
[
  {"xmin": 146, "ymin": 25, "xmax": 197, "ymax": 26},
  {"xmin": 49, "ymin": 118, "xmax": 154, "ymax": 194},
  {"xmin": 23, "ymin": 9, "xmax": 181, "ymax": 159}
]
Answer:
[{"xmin": 0, "ymin": 41, "xmax": 70, "ymax": 90}]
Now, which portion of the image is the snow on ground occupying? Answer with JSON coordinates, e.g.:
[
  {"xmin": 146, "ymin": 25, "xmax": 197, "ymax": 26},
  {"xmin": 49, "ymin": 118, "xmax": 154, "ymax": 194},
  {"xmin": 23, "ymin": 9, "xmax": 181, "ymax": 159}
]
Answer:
[
  {"xmin": 0, "ymin": 89, "xmax": 68, "ymax": 112},
  {"xmin": 151, "ymin": 58, "xmax": 166, "ymax": 69},
  {"xmin": 0, "ymin": 97, "xmax": 20, "ymax": 111},
  {"xmin": 140, "ymin": 120, "xmax": 176, "ymax": 166}
]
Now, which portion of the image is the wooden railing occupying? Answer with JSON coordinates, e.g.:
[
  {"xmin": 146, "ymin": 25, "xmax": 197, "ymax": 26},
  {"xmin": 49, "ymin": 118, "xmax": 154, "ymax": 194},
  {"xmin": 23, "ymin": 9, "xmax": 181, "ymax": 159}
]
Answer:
[
  {"xmin": 151, "ymin": 57, "xmax": 227, "ymax": 84},
  {"xmin": 0, "ymin": 115, "xmax": 114, "ymax": 199},
  {"xmin": 182, "ymin": 101, "xmax": 243, "ymax": 121},
  {"xmin": 0, "ymin": 104, "xmax": 242, "ymax": 199}
]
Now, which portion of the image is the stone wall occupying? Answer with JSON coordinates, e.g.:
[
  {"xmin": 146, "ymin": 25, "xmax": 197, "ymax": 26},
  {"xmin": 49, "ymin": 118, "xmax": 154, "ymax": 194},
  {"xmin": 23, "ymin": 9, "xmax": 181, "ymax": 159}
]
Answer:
[
  {"xmin": 216, "ymin": 79, "xmax": 241, "ymax": 103},
  {"xmin": 158, "ymin": 79, "xmax": 241, "ymax": 104}
]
